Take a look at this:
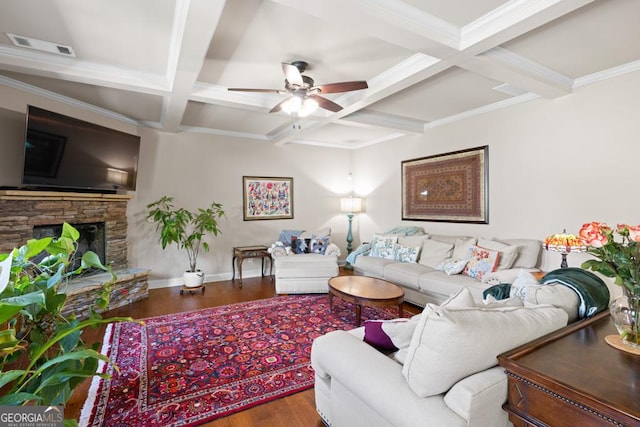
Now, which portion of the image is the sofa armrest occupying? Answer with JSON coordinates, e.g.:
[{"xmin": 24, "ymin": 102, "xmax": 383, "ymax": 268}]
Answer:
[
  {"xmin": 311, "ymin": 331, "xmax": 465, "ymax": 426},
  {"xmin": 482, "ymin": 268, "xmax": 540, "ymax": 285},
  {"xmin": 269, "ymin": 245, "xmax": 290, "ymax": 258},
  {"xmin": 443, "ymin": 366, "xmax": 509, "ymax": 427}
]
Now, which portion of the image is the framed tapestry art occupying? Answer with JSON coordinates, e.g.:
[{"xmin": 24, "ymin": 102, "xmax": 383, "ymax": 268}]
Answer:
[
  {"xmin": 402, "ymin": 146, "xmax": 488, "ymax": 223},
  {"xmin": 243, "ymin": 176, "xmax": 293, "ymax": 220}
]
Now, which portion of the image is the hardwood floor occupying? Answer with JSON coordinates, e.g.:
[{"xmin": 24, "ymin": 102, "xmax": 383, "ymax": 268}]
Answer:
[{"xmin": 66, "ymin": 268, "xmax": 421, "ymax": 426}]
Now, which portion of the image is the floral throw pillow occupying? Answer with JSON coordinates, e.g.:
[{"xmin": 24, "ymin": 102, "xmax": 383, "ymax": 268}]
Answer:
[
  {"xmin": 309, "ymin": 237, "xmax": 329, "ymax": 254},
  {"xmin": 369, "ymin": 234, "xmax": 398, "ymax": 259},
  {"xmin": 435, "ymin": 258, "xmax": 468, "ymax": 275},
  {"xmin": 394, "ymin": 244, "xmax": 420, "ymax": 263},
  {"xmin": 462, "ymin": 245, "xmax": 501, "ymax": 281}
]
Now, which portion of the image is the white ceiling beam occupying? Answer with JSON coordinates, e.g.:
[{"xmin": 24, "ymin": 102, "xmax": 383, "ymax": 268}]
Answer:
[
  {"xmin": 461, "ymin": 0, "xmax": 594, "ymax": 52},
  {"xmin": 339, "ymin": 110, "xmax": 425, "ymax": 134},
  {"xmin": 160, "ymin": 0, "xmax": 226, "ymax": 132}
]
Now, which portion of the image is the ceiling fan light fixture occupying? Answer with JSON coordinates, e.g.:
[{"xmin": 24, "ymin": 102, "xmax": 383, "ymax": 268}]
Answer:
[
  {"xmin": 281, "ymin": 96, "xmax": 302, "ymax": 114},
  {"xmin": 298, "ymin": 97, "xmax": 318, "ymax": 117}
]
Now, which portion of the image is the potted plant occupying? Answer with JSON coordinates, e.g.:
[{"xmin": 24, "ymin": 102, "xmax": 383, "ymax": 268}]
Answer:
[
  {"xmin": 146, "ymin": 196, "xmax": 225, "ymax": 287},
  {"xmin": 0, "ymin": 223, "xmax": 132, "ymax": 422}
]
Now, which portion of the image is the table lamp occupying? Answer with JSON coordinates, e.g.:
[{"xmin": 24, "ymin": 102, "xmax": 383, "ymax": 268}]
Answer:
[
  {"xmin": 340, "ymin": 196, "xmax": 364, "ymax": 269},
  {"xmin": 543, "ymin": 230, "xmax": 587, "ymax": 268}
]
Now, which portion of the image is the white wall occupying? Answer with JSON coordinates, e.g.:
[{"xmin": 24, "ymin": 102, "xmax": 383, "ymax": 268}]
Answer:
[
  {"xmin": 127, "ymin": 130, "xmax": 353, "ymax": 286},
  {"xmin": 353, "ymin": 70, "xmax": 640, "ymax": 296}
]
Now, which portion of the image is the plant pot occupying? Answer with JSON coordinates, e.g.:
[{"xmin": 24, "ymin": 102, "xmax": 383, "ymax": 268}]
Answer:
[
  {"xmin": 183, "ymin": 270, "xmax": 205, "ymax": 288},
  {"xmin": 610, "ymin": 294, "xmax": 640, "ymax": 348}
]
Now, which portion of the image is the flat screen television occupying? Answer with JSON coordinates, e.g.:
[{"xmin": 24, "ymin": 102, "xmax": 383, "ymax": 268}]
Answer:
[{"xmin": 21, "ymin": 106, "xmax": 140, "ymax": 192}]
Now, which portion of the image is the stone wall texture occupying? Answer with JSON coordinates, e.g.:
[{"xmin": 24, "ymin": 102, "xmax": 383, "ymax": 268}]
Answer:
[{"xmin": 0, "ymin": 191, "xmax": 130, "ymax": 270}]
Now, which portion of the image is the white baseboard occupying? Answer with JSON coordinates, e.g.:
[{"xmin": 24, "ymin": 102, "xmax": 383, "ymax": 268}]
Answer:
[{"xmin": 147, "ymin": 268, "xmax": 271, "ymax": 289}]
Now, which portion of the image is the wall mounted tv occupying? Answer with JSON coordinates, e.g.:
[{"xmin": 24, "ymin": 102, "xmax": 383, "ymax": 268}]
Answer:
[{"xmin": 22, "ymin": 106, "xmax": 140, "ymax": 192}]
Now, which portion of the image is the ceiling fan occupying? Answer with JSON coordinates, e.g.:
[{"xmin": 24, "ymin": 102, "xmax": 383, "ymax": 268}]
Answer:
[{"xmin": 228, "ymin": 61, "xmax": 368, "ymax": 116}]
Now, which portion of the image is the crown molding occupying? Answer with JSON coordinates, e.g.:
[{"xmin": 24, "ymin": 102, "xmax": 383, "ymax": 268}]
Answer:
[
  {"xmin": 573, "ymin": 60, "xmax": 640, "ymax": 89},
  {"xmin": 0, "ymin": 75, "xmax": 140, "ymax": 126},
  {"xmin": 178, "ymin": 125, "xmax": 269, "ymax": 141}
]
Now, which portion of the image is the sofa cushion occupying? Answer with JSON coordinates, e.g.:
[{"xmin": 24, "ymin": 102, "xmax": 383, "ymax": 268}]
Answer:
[
  {"xmin": 452, "ymin": 237, "xmax": 477, "ymax": 259},
  {"xmin": 393, "ymin": 244, "xmax": 421, "ymax": 263},
  {"xmin": 418, "ymin": 239, "xmax": 454, "ymax": 268},
  {"xmin": 419, "ymin": 271, "xmax": 489, "ymax": 302},
  {"xmin": 370, "ymin": 234, "xmax": 398, "ymax": 259},
  {"xmin": 398, "ymin": 234, "xmax": 428, "ymax": 248},
  {"xmin": 430, "ymin": 234, "xmax": 473, "ymax": 245},
  {"xmin": 384, "ymin": 262, "xmax": 432, "ymax": 291},
  {"xmin": 524, "ymin": 284, "xmax": 580, "ymax": 323},
  {"xmin": 462, "ymin": 245, "xmax": 500, "ymax": 281},
  {"xmin": 354, "ymin": 255, "xmax": 397, "ymax": 278},
  {"xmin": 477, "ymin": 238, "xmax": 519, "ymax": 270},
  {"xmin": 499, "ymin": 238, "xmax": 541, "ymax": 269},
  {"xmin": 402, "ymin": 304, "xmax": 568, "ymax": 398}
]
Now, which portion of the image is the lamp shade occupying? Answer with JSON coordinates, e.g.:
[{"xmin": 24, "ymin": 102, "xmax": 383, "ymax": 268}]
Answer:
[
  {"xmin": 543, "ymin": 231, "xmax": 586, "ymax": 254},
  {"xmin": 340, "ymin": 197, "xmax": 363, "ymax": 213}
]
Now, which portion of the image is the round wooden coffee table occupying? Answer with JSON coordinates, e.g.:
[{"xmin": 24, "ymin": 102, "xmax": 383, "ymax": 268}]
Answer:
[{"xmin": 328, "ymin": 276, "xmax": 405, "ymax": 326}]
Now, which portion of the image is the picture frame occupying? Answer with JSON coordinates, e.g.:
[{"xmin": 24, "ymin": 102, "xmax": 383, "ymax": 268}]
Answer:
[
  {"xmin": 401, "ymin": 146, "xmax": 488, "ymax": 223},
  {"xmin": 243, "ymin": 176, "xmax": 294, "ymax": 221}
]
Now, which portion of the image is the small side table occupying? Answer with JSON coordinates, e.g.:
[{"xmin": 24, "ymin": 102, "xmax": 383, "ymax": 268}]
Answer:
[{"xmin": 231, "ymin": 245, "xmax": 272, "ymax": 286}]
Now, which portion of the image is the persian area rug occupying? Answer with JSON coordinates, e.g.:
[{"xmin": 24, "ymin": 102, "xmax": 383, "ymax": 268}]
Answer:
[{"xmin": 80, "ymin": 294, "xmax": 406, "ymax": 426}]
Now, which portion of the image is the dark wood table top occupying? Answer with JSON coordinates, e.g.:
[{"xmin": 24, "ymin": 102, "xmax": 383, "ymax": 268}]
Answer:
[
  {"xmin": 499, "ymin": 311, "xmax": 640, "ymax": 424},
  {"xmin": 328, "ymin": 275, "xmax": 404, "ymax": 301}
]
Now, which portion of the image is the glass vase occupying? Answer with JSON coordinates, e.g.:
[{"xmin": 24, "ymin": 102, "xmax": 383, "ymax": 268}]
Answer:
[{"xmin": 609, "ymin": 293, "xmax": 640, "ymax": 348}]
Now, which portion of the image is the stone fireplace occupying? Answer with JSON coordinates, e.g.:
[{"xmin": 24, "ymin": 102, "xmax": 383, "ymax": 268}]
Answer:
[
  {"xmin": 0, "ymin": 190, "xmax": 149, "ymax": 318},
  {"xmin": 0, "ymin": 190, "xmax": 129, "ymax": 269}
]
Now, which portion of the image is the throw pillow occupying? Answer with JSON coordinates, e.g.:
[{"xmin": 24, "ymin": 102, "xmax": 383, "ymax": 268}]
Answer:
[
  {"xmin": 291, "ymin": 236, "xmax": 312, "ymax": 254},
  {"xmin": 393, "ymin": 244, "xmax": 421, "ymax": 263},
  {"xmin": 369, "ymin": 234, "xmax": 398, "ymax": 259},
  {"xmin": 509, "ymin": 269, "xmax": 541, "ymax": 300},
  {"xmin": 435, "ymin": 258, "xmax": 468, "ymax": 275},
  {"xmin": 310, "ymin": 237, "xmax": 329, "ymax": 254},
  {"xmin": 462, "ymin": 245, "xmax": 501, "ymax": 281},
  {"xmin": 439, "ymin": 287, "xmax": 476, "ymax": 308},
  {"xmin": 402, "ymin": 304, "xmax": 569, "ymax": 398},
  {"xmin": 418, "ymin": 239, "xmax": 454, "ymax": 268},
  {"xmin": 478, "ymin": 238, "xmax": 519, "ymax": 270},
  {"xmin": 452, "ymin": 237, "xmax": 477, "ymax": 260},
  {"xmin": 363, "ymin": 318, "xmax": 417, "ymax": 352}
]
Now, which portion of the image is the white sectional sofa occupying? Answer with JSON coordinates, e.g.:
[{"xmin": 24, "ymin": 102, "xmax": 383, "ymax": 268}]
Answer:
[
  {"xmin": 311, "ymin": 287, "xmax": 577, "ymax": 427},
  {"xmin": 352, "ymin": 232, "xmax": 542, "ymax": 306}
]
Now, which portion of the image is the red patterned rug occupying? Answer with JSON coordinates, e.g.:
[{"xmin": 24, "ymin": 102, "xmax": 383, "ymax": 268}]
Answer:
[{"xmin": 80, "ymin": 294, "xmax": 406, "ymax": 426}]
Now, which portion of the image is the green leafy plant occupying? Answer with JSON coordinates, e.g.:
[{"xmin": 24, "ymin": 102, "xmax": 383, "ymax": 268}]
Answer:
[
  {"xmin": 0, "ymin": 223, "xmax": 133, "ymax": 425},
  {"xmin": 146, "ymin": 196, "xmax": 225, "ymax": 272}
]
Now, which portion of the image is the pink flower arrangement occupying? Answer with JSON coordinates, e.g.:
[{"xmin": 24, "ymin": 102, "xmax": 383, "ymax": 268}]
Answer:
[{"xmin": 579, "ymin": 222, "xmax": 640, "ymax": 294}]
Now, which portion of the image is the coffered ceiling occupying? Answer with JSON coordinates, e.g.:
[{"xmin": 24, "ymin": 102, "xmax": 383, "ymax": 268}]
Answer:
[{"xmin": 0, "ymin": 0, "xmax": 638, "ymax": 149}]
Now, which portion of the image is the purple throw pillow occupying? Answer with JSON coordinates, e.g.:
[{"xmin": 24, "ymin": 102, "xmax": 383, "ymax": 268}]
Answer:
[{"xmin": 364, "ymin": 321, "xmax": 399, "ymax": 351}]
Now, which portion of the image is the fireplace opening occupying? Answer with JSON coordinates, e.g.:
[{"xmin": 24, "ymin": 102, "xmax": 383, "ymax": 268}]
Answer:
[{"xmin": 33, "ymin": 222, "xmax": 106, "ymax": 275}]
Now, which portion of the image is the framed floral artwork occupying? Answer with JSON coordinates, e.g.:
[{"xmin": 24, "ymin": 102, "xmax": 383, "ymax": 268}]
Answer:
[
  {"xmin": 243, "ymin": 176, "xmax": 293, "ymax": 220},
  {"xmin": 401, "ymin": 146, "xmax": 488, "ymax": 223}
]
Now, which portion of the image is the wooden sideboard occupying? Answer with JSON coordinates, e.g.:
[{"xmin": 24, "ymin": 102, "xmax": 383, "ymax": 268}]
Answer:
[{"xmin": 498, "ymin": 311, "xmax": 640, "ymax": 427}]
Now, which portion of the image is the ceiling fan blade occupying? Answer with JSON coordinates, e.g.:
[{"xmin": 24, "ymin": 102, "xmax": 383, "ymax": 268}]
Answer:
[
  {"xmin": 315, "ymin": 81, "xmax": 368, "ymax": 94},
  {"xmin": 228, "ymin": 88, "xmax": 283, "ymax": 93},
  {"xmin": 309, "ymin": 94, "xmax": 342, "ymax": 112},
  {"xmin": 282, "ymin": 63, "xmax": 304, "ymax": 86},
  {"xmin": 269, "ymin": 97, "xmax": 292, "ymax": 113}
]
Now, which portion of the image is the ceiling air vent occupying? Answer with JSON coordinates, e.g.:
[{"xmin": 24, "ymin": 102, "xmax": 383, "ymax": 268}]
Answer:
[{"xmin": 6, "ymin": 33, "xmax": 76, "ymax": 57}]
